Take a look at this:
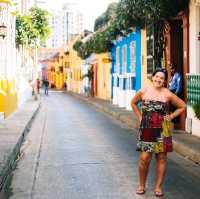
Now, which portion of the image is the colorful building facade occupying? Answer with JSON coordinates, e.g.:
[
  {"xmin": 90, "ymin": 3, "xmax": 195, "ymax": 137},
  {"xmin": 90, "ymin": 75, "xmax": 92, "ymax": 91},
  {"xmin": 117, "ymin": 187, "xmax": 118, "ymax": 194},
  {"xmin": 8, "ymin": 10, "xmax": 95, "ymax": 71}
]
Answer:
[
  {"xmin": 186, "ymin": 0, "xmax": 200, "ymax": 136},
  {"xmin": 65, "ymin": 37, "xmax": 83, "ymax": 93},
  {"xmin": 90, "ymin": 53, "xmax": 112, "ymax": 100},
  {"xmin": 0, "ymin": 0, "xmax": 17, "ymax": 118},
  {"xmin": 111, "ymin": 27, "xmax": 141, "ymax": 110}
]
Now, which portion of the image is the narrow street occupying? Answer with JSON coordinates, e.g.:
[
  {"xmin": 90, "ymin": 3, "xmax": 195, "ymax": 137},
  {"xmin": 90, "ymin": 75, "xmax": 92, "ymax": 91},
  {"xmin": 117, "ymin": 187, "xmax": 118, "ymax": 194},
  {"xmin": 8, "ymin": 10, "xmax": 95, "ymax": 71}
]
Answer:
[{"xmin": 6, "ymin": 92, "xmax": 200, "ymax": 199}]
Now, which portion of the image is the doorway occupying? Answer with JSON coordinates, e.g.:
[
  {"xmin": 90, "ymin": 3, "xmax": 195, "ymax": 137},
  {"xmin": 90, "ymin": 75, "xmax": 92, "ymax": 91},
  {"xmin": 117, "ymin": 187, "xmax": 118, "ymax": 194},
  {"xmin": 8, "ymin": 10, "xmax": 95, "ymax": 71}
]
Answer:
[{"xmin": 166, "ymin": 19, "xmax": 186, "ymax": 130}]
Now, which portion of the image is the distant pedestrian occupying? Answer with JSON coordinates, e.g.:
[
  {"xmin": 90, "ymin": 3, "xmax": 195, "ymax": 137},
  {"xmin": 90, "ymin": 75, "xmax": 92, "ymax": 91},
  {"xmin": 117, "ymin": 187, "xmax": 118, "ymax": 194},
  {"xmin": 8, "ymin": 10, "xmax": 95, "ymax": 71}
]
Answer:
[
  {"xmin": 131, "ymin": 68, "xmax": 186, "ymax": 197},
  {"xmin": 65, "ymin": 81, "xmax": 68, "ymax": 92},
  {"xmin": 43, "ymin": 79, "xmax": 49, "ymax": 96},
  {"xmin": 36, "ymin": 78, "xmax": 41, "ymax": 94}
]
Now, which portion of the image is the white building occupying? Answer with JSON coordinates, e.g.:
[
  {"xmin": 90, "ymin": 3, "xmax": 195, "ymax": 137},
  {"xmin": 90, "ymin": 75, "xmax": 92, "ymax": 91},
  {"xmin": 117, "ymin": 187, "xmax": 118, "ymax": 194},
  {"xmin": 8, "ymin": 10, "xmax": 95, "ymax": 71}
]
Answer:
[
  {"xmin": 47, "ymin": 3, "xmax": 83, "ymax": 48},
  {"xmin": 189, "ymin": 0, "xmax": 200, "ymax": 74},
  {"xmin": 0, "ymin": 1, "xmax": 16, "ymax": 79},
  {"xmin": 35, "ymin": 0, "xmax": 46, "ymax": 9},
  {"xmin": 0, "ymin": 0, "xmax": 18, "ymax": 117},
  {"xmin": 47, "ymin": 13, "xmax": 63, "ymax": 48},
  {"xmin": 13, "ymin": 0, "xmax": 40, "ymax": 106},
  {"xmin": 186, "ymin": 0, "xmax": 200, "ymax": 136},
  {"xmin": 14, "ymin": 0, "xmax": 46, "ymax": 14},
  {"xmin": 17, "ymin": 0, "xmax": 36, "ymax": 14}
]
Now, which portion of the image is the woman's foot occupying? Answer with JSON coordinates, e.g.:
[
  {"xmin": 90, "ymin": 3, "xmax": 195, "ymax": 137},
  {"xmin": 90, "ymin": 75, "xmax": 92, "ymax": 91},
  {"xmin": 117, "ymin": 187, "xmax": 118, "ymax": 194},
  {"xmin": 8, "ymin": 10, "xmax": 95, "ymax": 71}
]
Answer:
[
  {"xmin": 136, "ymin": 186, "xmax": 146, "ymax": 195},
  {"xmin": 154, "ymin": 189, "xmax": 164, "ymax": 197}
]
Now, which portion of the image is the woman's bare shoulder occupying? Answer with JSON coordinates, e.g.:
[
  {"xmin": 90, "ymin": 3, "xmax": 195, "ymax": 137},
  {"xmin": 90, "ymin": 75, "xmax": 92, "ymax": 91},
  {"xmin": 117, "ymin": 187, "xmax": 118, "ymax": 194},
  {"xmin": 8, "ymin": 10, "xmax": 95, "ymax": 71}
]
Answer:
[
  {"xmin": 140, "ymin": 85, "xmax": 151, "ymax": 94},
  {"xmin": 162, "ymin": 88, "xmax": 173, "ymax": 100}
]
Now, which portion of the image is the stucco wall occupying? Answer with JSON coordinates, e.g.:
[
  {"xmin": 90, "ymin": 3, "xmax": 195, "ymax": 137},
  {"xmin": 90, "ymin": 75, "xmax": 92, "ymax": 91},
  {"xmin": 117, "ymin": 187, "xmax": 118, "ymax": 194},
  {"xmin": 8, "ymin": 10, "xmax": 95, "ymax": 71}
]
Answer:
[
  {"xmin": 95, "ymin": 53, "xmax": 111, "ymax": 100},
  {"xmin": 186, "ymin": 1, "xmax": 200, "ymax": 137},
  {"xmin": 189, "ymin": 2, "xmax": 200, "ymax": 73},
  {"xmin": 141, "ymin": 29, "xmax": 152, "ymax": 87}
]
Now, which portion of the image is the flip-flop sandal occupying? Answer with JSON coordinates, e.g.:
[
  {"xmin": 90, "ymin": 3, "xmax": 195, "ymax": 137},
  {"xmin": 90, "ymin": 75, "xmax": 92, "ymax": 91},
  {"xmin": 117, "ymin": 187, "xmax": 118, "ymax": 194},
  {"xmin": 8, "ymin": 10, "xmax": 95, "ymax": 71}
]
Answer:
[
  {"xmin": 154, "ymin": 191, "xmax": 164, "ymax": 197},
  {"xmin": 136, "ymin": 189, "xmax": 146, "ymax": 195}
]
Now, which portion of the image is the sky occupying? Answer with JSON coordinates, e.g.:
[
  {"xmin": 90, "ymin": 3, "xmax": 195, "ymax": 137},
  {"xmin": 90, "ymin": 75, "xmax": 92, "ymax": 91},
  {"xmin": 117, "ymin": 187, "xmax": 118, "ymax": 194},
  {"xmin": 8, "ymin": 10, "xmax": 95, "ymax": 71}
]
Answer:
[{"xmin": 46, "ymin": 0, "xmax": 119, "ymax": 31}]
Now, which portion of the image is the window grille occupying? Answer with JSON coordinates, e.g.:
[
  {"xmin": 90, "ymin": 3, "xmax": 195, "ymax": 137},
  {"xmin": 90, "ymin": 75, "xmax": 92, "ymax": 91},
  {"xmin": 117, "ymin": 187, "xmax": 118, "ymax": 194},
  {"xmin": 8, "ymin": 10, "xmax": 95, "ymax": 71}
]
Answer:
[{"xmin": 130, "ymin": 42, "xmax": 136, "ymax": 73}]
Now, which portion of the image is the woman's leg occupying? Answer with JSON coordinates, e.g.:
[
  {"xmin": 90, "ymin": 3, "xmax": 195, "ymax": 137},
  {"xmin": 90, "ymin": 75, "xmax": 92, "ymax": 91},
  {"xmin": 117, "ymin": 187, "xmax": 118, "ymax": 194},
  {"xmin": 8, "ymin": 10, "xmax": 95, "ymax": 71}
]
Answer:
[
  {"xmin": 154, "ymin": 152, "xmax": 167, "ymax": 193},
  {"xmin": 137, "ymin": 152, "xmax": 152, "ymax": 191}
]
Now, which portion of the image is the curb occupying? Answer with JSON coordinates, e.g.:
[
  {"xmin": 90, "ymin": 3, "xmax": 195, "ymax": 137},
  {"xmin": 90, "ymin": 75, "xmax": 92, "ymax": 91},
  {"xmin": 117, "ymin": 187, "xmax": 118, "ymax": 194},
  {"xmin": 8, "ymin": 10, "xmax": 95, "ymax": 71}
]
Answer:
[
  {"xmin": 173, "ymin": 139, "xmax": 200, "ymax": 164},
  {"xmin": 0, "ymin": 101, "xmax": 41, "ymax": 191},
  {"xmin": 70, "ymin": 93, "xmax": 200, "ymax": 164}
]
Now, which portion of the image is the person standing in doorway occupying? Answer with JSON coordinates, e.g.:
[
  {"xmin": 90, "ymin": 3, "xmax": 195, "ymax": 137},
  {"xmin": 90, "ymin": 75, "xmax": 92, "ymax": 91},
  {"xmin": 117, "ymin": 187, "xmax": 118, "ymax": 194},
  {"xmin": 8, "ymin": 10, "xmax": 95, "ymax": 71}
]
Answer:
[
  {"xmin": 131, "ymin": 68, "xmax": 185, "ymax": 197},
  {"xmin": 168, "ymin": 64, "xmax": 183, "ymax": 98}
]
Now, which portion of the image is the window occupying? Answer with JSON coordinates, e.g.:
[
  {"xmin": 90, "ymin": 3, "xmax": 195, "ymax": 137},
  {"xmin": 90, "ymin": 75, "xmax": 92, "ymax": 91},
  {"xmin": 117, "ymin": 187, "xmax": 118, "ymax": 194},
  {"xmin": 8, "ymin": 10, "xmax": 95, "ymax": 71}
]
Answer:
[
  {"xmin": 65, "ymin": 62, "xmax": 70, "ymax": 68},
  {"xmin": 146, "ymin": 25, "xmax": 154, "ymax": 75},
  {"xmin": 122, "ymin": 45, "xmax": 127, "ymax": 74},
  {"xmin": 116, "ymin": 47, "xmax": 120, "ymax": 73},
  {"xmin": 126, "ymin": 77, "xmax": 136, "ymax": 90},
  {"xmin": 130, "ymin": 42, "xmax": 136, "ymax": 73},
  {"xmin": 59, "ymin": 66, "xmax": 63, "ymax": 72}
]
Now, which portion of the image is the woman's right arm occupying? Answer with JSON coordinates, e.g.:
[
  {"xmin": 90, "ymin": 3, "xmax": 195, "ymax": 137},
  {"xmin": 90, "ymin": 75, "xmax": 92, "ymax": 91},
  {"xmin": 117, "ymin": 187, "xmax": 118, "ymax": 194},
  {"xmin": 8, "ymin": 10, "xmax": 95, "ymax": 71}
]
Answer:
[{"xmin": 131, "ymin": 90, "xmax": 143, "ymax": 122}]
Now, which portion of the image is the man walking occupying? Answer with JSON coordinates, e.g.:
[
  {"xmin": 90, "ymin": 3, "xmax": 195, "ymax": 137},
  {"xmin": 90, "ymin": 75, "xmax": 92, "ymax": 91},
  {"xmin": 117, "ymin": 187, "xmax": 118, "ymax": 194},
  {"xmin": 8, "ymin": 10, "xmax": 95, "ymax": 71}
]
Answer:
[{"xmin": 43, "ymin": 79, "xmax": 49, "ymax": 96}]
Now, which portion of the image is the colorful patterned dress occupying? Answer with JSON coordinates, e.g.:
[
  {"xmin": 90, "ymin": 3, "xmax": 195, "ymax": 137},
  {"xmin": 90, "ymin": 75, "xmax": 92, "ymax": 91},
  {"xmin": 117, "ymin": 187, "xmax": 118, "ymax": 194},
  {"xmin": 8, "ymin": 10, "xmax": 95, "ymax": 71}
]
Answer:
[{"xmin": 136, "ymin": 100, "xmax": 173, "ymax": 153}]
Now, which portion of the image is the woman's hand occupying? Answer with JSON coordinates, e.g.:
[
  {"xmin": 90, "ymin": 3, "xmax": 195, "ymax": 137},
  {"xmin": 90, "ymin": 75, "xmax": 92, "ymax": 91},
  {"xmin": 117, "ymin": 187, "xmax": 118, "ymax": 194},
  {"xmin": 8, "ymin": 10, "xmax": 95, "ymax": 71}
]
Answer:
[
  {"xmin": 131, "ymin": 91, "xmax": 143, "ymax": 124},
  {"xmin": 164, "ymin": 114, "xmax": 172, "ymax": 121},
  {"xmin": 138, "ymin": 115, "xmax": 142, "ymax": 123},
  {"xmin": 169, "ymin": 92, "xmax": 186, "ymax": 119}
]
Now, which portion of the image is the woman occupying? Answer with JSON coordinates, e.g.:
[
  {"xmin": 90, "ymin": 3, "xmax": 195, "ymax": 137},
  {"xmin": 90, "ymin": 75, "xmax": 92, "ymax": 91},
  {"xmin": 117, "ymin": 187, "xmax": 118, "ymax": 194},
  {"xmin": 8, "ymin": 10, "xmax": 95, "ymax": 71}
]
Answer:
[{"xmin": 131, "ymin": 68, "xmax": 186, "ymax": 197}]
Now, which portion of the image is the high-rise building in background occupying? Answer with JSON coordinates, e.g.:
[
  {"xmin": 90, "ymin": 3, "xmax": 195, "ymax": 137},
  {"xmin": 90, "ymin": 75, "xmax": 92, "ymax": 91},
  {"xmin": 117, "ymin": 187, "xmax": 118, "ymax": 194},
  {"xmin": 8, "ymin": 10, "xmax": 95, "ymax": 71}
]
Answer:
[
  {"xmin": 35, "ymin": 0, "xmax": 46, "ymax": 9},
  {"xmin": 14, "ymin": 0, "xmax": 47, "ymax": 15},
  {"xmin": 47, "ymin": 2, "xmax": 83, "ymax": 48},
  {"xmin": 20, "ymin": 0, "xmax": 36, "ymax": 14}
]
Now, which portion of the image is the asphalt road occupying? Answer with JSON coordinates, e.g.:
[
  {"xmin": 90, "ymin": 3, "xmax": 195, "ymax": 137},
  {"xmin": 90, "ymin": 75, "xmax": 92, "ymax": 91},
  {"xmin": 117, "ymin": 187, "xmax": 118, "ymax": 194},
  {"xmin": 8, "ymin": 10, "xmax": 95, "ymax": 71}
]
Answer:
[{"xmin": 6, "ymin": 92, "xmax": 200, "ymax": 199}]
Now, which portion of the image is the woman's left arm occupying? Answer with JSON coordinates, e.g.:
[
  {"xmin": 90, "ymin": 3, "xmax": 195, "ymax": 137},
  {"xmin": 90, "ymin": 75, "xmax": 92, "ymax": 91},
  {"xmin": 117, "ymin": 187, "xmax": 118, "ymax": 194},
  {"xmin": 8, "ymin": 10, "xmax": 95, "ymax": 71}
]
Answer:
[{"xmin": 169, "ymin": 93, "xmax": 186, "ymax": 120}]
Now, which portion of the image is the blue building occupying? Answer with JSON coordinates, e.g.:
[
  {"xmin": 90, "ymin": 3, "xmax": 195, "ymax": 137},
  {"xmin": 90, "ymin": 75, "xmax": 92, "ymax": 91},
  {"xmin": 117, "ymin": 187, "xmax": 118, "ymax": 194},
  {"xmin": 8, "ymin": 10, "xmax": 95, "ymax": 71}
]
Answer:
[{"xmin": 111, "ymin": 27, "xmax": 141, "ymax": 110}]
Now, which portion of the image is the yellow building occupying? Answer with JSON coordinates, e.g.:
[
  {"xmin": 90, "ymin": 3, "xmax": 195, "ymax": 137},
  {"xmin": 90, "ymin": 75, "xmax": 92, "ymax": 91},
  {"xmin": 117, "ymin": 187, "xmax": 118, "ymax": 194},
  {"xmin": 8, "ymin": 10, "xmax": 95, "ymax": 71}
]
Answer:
[
  {"xmin": 91, "ymin": 53, "xmax": 112, "ymax": 100},
  {"xmin": 0, "ymin": 0, "xmax": 17, "ymax": 118},
  {"xmin": 141, "ymin": 28, "xmax": 151, "ymax": 86},
  {"xmin": 65, "ymin": 36, "xmax": 83, "ymax": 93},
  {"xmin": 44, "ymin": 49, "xmax": 65, "ymax": 90}
]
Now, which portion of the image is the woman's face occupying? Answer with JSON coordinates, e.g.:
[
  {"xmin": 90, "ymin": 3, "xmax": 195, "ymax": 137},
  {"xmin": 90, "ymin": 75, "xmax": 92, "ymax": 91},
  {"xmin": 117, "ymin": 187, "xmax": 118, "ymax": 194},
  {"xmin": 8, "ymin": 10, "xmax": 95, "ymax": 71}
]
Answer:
[{"xmin": 152, "ymin": 71, "xmax": 165, "ymax": 88}]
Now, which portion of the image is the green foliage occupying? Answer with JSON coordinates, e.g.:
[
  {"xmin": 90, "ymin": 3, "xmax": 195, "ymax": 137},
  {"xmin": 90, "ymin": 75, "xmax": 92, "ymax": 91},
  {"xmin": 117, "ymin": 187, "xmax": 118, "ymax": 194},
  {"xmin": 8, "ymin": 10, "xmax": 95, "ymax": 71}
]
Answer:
[
  {"xmin": 115, "ymin": 0, "xmax": 146, "ymax": 31},
  {"xmin": 193, "ymin": 104, "xmax": 200, "ymax": 120},
  {"xmin": 94, "ymin": 3, "xmax": 118, "ymax": 31},
  {"xmin": 73, "ymin": 0, "xmax": 189, "ymax": 60},
  {"xmin": 115, "ymin": 0, "xmax": 188, "ymax": 67},
  {"xmin": 16, "ymin": 6, "xmax": 51, "ymax": 47},
  {"xmin": 73, "ymin": 26, "xmax": 117, "ymax": 59},
  {"xmin": 73, "ymin": 40, "xmax": 83, "ymax": 51},
  {"xmin": 29, "ymin": 7, "xmax": 51, "ymax": 45},
  {"xmin": 16, "ymin": 15, "xmax": 38, "ymax": 46},
  {"xmin": 73, "ymin": 39, "xmax": 94, "ymax": 60}
]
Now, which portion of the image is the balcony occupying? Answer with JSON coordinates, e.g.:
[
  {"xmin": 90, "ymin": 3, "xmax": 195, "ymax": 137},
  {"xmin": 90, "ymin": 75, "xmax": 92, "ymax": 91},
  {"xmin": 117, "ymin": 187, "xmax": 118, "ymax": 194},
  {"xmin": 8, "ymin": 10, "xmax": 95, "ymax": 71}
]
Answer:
[{"xmin": 187, "ymin": 74, "xmax": 200, "ymax": 105}]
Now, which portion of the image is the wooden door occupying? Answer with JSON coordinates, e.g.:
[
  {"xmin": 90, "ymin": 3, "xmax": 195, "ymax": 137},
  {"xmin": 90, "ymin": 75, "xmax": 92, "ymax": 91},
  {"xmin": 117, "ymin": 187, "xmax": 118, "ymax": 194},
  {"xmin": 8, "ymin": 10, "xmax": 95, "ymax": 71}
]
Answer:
[{"xmin": 165, "ymin": 15, "xmax": 189, "ymax": 130}]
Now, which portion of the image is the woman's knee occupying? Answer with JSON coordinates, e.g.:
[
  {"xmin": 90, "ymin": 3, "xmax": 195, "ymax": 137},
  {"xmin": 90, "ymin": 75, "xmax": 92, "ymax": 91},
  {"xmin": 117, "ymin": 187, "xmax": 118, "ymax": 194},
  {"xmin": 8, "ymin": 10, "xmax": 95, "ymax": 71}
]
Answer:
[
  {"xmin": 155, "ymin": 153, "xmax": 167, "ymax": 163},
  {"xmin": 139, "ymin": 153, "xmax": 152, "ymax": 167}
]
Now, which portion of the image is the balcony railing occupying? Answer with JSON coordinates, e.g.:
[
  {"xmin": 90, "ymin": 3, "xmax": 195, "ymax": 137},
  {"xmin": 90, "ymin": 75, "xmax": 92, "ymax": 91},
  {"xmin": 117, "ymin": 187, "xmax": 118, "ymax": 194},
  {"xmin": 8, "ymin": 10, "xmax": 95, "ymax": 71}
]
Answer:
[{"xmin": 187, "ymin": 74, "xmax": 200, "ymax": 105}]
